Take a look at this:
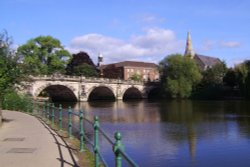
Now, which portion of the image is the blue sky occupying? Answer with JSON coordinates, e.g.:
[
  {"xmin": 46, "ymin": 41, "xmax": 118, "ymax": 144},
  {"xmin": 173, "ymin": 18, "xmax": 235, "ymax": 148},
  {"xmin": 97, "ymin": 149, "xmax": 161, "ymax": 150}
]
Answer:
[{"xmin": 1, "ymin": 0, "xmax": 249, "ymax": 66}]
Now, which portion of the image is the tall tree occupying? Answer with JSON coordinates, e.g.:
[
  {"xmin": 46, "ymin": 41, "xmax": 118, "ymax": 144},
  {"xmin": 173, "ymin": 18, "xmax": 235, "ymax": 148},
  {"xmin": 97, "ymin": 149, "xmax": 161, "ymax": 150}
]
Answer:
[
  {"xmin": 223, "ymin": 68, "xmax": 237, "ymax": 88},
  {"xmin": 66, "ymin": 52, "xmax": 98, "ymax": 77},
  {"xmin": 202, "ymin": 62, "xmax": 227, "ymax": 85},
  {"xmin": 17, "ymin": 36, "xmax": 71, "ymax": 75},
  {"xmin": 235, "ymin": 60, "xmax": 250, "ymax": 98},
  {"xmin": 0, "ymin": 31, "xmax": 22, "ymax": 108},
  {"xmin": 159, "ymin": 54, "xmax": 202, "ymax": 98},
  {"xmin": 72, "ymin": 63, "xmax": 98, "ymax": 77}
]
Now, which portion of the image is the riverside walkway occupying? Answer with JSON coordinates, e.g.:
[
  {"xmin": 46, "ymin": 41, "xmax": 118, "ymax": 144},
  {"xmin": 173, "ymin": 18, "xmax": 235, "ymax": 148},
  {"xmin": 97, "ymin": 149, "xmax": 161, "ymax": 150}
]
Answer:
[{"xmin": 0, "ymin": 110, "xmax": 81, "ymax": 167}]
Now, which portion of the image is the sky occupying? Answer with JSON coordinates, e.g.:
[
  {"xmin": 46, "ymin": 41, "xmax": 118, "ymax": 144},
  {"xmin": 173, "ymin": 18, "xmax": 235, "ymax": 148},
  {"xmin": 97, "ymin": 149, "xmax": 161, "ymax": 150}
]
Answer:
[{"xmin": 1, "ymin": 0, "xmax": 250, "ymax": 67}]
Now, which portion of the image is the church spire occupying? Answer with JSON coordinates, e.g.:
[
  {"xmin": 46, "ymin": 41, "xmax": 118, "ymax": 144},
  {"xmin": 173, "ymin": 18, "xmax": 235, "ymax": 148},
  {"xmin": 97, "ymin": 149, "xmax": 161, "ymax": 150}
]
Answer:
[{"xmin": 184, "ymin": 31, "xmax": 195, "ymax": 58}]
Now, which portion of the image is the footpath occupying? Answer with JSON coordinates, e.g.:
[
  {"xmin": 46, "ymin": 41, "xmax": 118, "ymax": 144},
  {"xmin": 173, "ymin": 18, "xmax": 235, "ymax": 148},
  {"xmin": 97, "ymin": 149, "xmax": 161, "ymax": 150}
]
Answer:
[{"xmin": 0, "ymin": 110, "xmax": 80, "ymax": 167}]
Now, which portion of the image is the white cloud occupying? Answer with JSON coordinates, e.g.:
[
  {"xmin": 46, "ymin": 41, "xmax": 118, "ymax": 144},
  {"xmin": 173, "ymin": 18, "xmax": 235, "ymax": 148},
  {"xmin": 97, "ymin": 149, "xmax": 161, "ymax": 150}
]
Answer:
[
  {"xmin": 200, "ymin": 40, "xmax": 216, "ymax": 51},
  {"xmin": 140, "ymin": 14, "xmax": 165, "ymax": 24},
  {"xmin": 200, "ymin": 40, "xmax": 241, "ymax": 51},
  {"xmin": 67, "ymin": 27, "xmax": 184, "ymax": 64},
  {"xmin": 220, "ymin": 41, "xmax": 241, "ymax": 48}
]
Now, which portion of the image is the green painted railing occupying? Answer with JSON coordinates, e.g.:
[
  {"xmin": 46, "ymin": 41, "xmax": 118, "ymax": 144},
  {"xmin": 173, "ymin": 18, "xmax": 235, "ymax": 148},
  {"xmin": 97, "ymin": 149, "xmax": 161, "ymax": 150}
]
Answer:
[{"xmin": 33, "ymin": 101, "xmax": 139, "ymax": 167}]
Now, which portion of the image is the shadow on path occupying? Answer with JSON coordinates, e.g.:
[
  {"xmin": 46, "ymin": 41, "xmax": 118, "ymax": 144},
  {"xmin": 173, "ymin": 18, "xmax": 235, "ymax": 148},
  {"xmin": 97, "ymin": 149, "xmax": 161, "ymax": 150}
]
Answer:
[{"xmin": 38, "ymin": 118, "xmax": 79, "ymax": 167}]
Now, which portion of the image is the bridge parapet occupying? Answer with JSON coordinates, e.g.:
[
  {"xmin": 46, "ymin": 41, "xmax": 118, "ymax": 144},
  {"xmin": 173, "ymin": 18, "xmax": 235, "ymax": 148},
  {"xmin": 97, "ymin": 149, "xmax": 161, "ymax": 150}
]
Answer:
[{"xmin": 30, "ymin": 75, "xmax": 144, "ymax": 85}]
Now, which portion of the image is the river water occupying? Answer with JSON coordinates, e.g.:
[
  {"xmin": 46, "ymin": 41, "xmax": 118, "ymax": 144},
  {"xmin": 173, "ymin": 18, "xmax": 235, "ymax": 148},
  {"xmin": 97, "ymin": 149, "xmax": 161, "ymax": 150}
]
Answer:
[{"xmin": 60, "ymin": 100, "xmax": 250, "ymax": 167}]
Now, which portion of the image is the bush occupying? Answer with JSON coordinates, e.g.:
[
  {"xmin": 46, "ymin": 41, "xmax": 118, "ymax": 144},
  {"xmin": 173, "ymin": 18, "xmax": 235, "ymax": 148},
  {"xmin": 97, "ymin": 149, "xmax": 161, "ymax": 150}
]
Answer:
[
  {"xmin": 192, "ymin": 84, "xmax": 225, "ymax": 100},
  {"xmin": 2, "ymin": 91, "xmax": 34, "ymax": 112}
]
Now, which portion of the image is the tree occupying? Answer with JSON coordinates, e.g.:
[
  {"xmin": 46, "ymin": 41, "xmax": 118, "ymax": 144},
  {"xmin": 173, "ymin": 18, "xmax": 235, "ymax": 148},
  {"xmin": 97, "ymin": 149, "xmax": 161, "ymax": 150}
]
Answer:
[
  {"xmin": 17, "ymin": 36, "xmax": 71, "ymax": 75},
  {"xmin": 202, "ymin": 62, "xmax": 227, "ymax": 85},
  {"xmin": 130, "ymin": 74, "xmax": 142, "ymax": 81},
  {"xmin": 71, "ymin": 63, "xmax": 98, "ymax": 77},
  {"xmin": 0, "ymin": 30, "xmax": 23, "ymax": 108},
  {"xmin": 223, "ymin": 68, "xmax": 237, "ymax": 88},
  {"xmin": 102, "ymin": 64, "xmax": 123, "ymax": 79},
  {"xmin": 159, "ymin": 54, "xmax": 202, "ymax": 98},
  {"xmin": 235, "ymin": 60, "xmax": 250, "ymax": 98},
  {"xmin": 192, "ymin": 62, "xmax": 227, "ymax": 100},
  {"xmin": 66, "ymin": 51, "xmax": 98, "ymax": 76}
]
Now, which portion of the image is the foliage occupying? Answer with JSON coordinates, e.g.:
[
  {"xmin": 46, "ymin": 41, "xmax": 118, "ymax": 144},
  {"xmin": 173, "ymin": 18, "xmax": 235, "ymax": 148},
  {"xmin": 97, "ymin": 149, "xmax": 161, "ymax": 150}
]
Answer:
[
  {"xmin": 17, "ymin": 35, "xmax": 71, "ymax": 75},
  {"xmin": 71, "ymin": 63, "xmax": 98, "ymax": 77},
  {"xmin": 235, "ymin": 60, "xmax": 250, "ymax": 98},
  {"xmin": 223, "ymin": 68, "xmax": 237, "ymax": 88},
  {"xmin": 202, "ymin": 62, "xmax": 227, "ymax": 85},
  {"xmin": 2, "ymin": 90, "xmax": 33, "ymax": 112},
  {"xmin": 102, "ymin": 65, "xmax": 123, "ymax": 79},
  {"xmin": 159, "ymin": 54, "xmax": 202, "ymax": 98},
  {"xmin": 0, "ymin": 30, "xmax": 23, "ymax": 105},
  {"xmin": 130, "ymin": 73, "xmax": 142, "ymax": 81},
  {"xmin": 66, "ymin": 52, "xmax": 98, "ymax": 76},
  {"xmin": 192, "ymin": 62, "xmax": 227, "ymax": 99}
]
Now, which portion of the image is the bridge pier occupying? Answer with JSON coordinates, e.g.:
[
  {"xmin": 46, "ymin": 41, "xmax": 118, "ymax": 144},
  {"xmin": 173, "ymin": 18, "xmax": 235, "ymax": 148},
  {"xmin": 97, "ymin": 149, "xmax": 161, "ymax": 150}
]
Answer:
[{"xmin": 79, "ymin": 96, "xmax": 88, "ymax": 102}]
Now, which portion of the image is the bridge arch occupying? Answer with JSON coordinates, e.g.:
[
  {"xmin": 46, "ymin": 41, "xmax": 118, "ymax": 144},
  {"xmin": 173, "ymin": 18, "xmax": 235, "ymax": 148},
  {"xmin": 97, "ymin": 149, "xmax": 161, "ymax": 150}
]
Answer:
[
  {"xmin": 34, "ymin": 84, "xmax": 78, "ymax": 102},
  {"xmin": 122, "ymin": 86, "xmax": 143, "ymax": 100},
  {"xmin": 87, "ymin": 85, "xmax": 115, "ymax": 101}
]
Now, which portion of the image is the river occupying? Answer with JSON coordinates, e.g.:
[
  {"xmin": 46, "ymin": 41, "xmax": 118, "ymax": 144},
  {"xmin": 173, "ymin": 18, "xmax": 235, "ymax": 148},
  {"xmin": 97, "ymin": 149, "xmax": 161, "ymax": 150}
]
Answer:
[{"xmin": 59, "ymin": 100, "xmax": 250, "ymax": 167}]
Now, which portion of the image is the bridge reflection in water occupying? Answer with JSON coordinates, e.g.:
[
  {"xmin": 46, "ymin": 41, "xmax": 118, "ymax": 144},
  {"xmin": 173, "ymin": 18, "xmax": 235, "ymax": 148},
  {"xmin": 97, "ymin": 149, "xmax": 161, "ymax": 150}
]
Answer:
[{"xmin": 55, "ymin": 100, "xmax": 250, "ymax": 167}]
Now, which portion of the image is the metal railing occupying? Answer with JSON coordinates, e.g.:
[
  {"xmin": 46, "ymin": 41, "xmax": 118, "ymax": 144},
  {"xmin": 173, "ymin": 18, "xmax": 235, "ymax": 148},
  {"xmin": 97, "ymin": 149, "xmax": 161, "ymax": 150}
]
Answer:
[{"xmin": 33, "ymin": 101, "xmax": 139, "ymax": 167}]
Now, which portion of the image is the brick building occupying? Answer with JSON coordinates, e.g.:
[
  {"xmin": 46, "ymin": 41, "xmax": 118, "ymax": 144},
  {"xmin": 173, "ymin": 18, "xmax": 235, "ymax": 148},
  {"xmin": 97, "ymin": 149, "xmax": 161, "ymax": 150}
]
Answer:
[{"xmin": 100, "ymin": 61, "xmax": 159, "ymax": 81}]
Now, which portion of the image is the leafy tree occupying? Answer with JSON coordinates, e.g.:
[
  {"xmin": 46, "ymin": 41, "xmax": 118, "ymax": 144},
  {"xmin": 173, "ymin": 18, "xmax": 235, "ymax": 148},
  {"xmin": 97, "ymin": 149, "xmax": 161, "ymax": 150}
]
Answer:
[
  {"xmin": 159, "ymin": 54, "xmax": 202, "ymax": 98},
  {"xmin": 130, "ymin": 74, "xmax": 142, "ymax": 81},
  {"xmin": 0, "ymin": 30, "xmax": 23, "ymax": 109},
  {"xmin": 102, "ymin": 64, "xmax": 123, "ymax": 79},
  {"xmin": 192, "ymin": 62, "xmax": 227, "ymax": 100},
  {"xmin": 71, "ymin": 63, "xmax": 98, "ymax": 77},
  {"xmin": 223, "ymin": 68, "xmax": 237, "ymax": 88},
  {"xmin": 17, "ymin": 36, "xmax": 71, "ymax": 75},
  {"xmin": 235, "ymin": 60, "xmax": 250, "ymax": 98},
  {"xmin": 66, "ymin": 51, "xmax": 98, "ymax": 76},
  {"xmin": 202, "ymin": 62, "xmax": 227, "ymax": 85}
]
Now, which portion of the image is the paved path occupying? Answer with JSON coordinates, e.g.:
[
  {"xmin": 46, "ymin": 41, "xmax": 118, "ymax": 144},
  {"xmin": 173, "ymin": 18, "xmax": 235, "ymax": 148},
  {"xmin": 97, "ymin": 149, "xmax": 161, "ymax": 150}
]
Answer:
[{"xmin": 0, "ymin": 110, "xmax": 79, "ymax": 167}]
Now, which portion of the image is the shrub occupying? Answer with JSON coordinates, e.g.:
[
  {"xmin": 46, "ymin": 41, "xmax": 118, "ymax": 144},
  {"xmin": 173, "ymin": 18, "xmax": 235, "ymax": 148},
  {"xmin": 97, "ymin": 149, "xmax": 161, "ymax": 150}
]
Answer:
[{"xmin": 2, "ymin": 91, "xmax": 34, "ymax": 112}]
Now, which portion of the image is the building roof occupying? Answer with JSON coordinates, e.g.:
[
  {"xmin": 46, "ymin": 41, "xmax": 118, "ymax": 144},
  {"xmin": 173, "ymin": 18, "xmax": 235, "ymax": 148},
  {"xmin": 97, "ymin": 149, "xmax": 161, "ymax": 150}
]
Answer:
[
  {"xmin": 195, "ymin": 54, "xmax": 221, "ymax": 67},
  {"xmin": 101, "ymin": 61, "xmax": 158, "ymax": 69}
]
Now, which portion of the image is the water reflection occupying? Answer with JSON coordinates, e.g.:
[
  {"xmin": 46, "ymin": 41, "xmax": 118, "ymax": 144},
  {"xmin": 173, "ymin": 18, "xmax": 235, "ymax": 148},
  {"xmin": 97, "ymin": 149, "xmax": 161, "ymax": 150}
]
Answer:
[{"xmin": 58, "ymin": 100, "xmax": 250, "ymax": 167}]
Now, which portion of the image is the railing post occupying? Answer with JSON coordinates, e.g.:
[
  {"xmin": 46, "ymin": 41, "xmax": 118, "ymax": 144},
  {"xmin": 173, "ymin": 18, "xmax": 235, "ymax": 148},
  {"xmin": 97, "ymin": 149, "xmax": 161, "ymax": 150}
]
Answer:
[
  {"xmin": 32, "ymin": 100, "xmax": 35, "ymax": 113},
  {"xmin": 59, "ymin": 104, "xmax": 63, "ymax": 130},
  {"xmin": 113, "ymin": 132, "xmax": 123, "ymax": 167},
  {"xmin": 43, "ymin": 102, "xmax": 46, "ymax": 118},
  {"xmin": 79, "ymin": 110, "xmax": 85, "ymax": 152},
  {"xmin": 68, "ymin": 106, "xmax": 72, "ymax": 138},
  {"xmin": 94, "ymin": 116, "xmax": 100, "ymax": 167},
  {"xmin": 51, "ymin": 103, "xmax": 55, "ymax": 126},
  {"xmin": 47, "ymin": 102, "xmax": 50, "ymax": 120}
]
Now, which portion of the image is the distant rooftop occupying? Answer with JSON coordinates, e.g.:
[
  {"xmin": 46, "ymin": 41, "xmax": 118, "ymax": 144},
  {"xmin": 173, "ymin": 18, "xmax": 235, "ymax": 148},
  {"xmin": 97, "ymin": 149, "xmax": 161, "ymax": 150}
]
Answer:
[
  {"xmin": 195, "ymin": 54, "xmax": 221, "ymax": 67},
  {"xmin": 102, "ymin": 61, "xmax": 158, "ymax": 68}
]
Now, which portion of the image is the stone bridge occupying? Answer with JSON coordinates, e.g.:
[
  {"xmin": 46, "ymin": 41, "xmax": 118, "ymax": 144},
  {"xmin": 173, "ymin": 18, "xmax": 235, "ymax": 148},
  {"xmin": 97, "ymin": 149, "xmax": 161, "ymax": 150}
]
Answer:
[{"xmin": 24, "ymin": 75, "xmax": 159, "ymax": 102}]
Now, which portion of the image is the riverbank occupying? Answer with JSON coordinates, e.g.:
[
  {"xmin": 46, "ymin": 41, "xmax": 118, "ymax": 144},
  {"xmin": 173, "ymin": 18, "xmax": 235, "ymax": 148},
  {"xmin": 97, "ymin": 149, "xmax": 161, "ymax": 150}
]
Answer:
[{"xmin": 0, "ymin": 110, "xmax": 91, "ymax": 167}]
